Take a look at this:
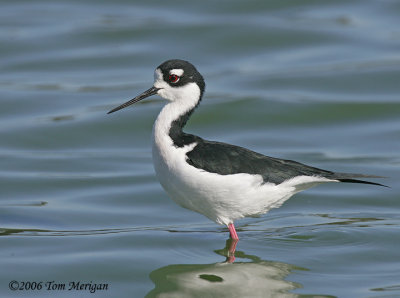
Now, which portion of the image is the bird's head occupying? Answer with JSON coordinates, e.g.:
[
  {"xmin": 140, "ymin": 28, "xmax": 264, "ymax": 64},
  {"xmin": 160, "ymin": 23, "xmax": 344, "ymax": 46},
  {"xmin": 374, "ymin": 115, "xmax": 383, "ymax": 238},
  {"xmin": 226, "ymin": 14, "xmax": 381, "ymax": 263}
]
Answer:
[{"xmin": 108, "ymin": 59, "xmax": 205, "ymax": 114}]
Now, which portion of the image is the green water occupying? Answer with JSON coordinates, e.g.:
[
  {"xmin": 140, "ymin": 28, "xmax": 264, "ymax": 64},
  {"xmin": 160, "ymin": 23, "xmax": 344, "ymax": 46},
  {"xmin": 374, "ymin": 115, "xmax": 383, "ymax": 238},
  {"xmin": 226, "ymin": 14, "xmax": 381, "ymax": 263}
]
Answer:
[{"xmin": 1, "ymin": 1, "xmax": 399, "ymax": 297}]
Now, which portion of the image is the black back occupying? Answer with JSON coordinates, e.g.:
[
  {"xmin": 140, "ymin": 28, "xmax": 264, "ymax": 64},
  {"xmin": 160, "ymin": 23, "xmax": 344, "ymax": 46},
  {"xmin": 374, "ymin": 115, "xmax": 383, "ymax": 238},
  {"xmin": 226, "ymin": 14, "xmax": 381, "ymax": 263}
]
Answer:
[{"xmin": 185, "ymin": 137, "xmax": 385, "ymax": 186}]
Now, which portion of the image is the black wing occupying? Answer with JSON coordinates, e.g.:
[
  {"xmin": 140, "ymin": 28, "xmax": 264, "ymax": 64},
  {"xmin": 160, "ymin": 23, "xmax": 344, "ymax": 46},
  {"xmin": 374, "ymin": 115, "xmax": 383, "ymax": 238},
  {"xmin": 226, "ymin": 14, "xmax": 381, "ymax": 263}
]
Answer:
[{"xmin": 185, "ymin": 137, "xmax": 385, "ymax": 186}]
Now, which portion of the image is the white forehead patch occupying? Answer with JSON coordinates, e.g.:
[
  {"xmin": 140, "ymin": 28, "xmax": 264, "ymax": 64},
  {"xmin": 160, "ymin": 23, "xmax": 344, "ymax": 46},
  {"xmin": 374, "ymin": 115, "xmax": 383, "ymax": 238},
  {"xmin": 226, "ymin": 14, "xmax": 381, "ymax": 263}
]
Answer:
[
  {"xmin": 154, "ymin": 68, "xmax": 163, "ymax": 82},
  {"xmin": 170, "ymin": 69, "xmax": 184, "ymax": 77}
]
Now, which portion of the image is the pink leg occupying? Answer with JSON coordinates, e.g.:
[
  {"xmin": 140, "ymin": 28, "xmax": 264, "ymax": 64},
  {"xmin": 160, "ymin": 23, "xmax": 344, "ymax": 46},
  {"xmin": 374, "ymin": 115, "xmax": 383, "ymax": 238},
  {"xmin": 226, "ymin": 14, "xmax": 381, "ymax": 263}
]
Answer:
[
  {"xmin": 227, "ymin": 223, "xmax": 239, "ymax": 263},
  {"xmin": 228, "ymin": 223, "xmax": 239, "ymax": 240}
]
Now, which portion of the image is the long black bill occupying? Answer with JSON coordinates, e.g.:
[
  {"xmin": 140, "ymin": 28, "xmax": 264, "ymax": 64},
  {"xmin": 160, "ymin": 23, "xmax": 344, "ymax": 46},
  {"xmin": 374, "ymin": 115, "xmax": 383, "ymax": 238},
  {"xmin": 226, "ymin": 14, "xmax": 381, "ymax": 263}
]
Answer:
[{"xmin": 107, "ymin": 86, "xmax": 160, "ymax": 114}]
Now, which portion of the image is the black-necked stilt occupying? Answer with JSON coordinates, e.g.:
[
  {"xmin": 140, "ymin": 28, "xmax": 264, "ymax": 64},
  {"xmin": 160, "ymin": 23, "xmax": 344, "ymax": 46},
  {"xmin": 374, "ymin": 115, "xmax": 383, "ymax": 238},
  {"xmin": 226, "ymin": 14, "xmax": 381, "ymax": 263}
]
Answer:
[{"xmin": 108, "ymin": 59, "xmax": 385, "ymax": 243}]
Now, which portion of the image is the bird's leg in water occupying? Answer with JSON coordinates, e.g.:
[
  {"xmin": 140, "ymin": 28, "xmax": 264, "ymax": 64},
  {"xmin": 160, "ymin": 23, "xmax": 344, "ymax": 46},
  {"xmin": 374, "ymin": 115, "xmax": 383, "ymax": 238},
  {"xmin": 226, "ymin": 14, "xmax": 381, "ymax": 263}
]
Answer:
[
  {"xmin": 226, "ymin": 223, "xmax": 239, "ymax": 263},
  {"xmin": 228, "ymin": 223, "xmax": 239, "ymax": 240}
]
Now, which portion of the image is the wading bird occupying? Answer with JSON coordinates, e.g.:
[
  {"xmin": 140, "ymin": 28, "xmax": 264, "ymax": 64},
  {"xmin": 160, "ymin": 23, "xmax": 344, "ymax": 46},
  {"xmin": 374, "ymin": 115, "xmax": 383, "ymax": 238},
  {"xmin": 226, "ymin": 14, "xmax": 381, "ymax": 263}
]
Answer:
[{"xmin": 108, "ymin": 60, "xmax": 384, "ymax": 257}]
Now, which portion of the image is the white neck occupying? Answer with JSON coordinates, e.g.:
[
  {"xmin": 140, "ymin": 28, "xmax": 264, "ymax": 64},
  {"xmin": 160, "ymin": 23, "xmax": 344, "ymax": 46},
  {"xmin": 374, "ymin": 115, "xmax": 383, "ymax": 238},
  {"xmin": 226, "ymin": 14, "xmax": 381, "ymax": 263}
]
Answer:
[{"xmin": 153, "ymin": 82, "xmax": 202, "ymax": 140}]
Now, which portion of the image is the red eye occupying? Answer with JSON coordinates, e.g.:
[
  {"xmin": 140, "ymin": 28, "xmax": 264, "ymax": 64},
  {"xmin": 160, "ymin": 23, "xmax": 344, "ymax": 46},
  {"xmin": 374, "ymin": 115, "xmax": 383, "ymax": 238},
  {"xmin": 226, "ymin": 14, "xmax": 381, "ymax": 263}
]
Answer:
[{"xmin": 169, "ymin": 74, "xmax": 180, "ymax": 83}]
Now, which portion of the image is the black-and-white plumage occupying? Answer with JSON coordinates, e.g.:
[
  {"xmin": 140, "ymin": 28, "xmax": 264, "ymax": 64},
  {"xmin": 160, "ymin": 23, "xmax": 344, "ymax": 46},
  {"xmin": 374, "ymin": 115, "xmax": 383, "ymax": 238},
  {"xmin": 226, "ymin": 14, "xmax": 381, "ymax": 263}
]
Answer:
[{"xmin": 108, "ymin": 59, "xmax": 384, "ymax": 242}]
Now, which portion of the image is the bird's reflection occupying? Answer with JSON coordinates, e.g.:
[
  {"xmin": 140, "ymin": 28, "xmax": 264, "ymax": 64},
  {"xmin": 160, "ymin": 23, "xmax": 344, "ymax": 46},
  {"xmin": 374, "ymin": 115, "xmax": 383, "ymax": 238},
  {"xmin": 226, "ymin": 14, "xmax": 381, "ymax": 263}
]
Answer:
[
  {"xmin": 146, "ymin": 239, "xmax": 304, "ymax": 298},
  {"xmin": 222, "ymin": 238, "xmax": 238, "ymax": 263}
]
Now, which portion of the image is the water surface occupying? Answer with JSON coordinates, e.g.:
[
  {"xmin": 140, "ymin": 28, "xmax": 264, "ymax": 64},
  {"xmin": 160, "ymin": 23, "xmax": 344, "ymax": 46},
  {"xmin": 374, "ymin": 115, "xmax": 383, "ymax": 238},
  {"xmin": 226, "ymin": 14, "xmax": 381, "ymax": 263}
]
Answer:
[{"xmin": 1, "ymin": 1, "xmax": 399, "ymax": 297}]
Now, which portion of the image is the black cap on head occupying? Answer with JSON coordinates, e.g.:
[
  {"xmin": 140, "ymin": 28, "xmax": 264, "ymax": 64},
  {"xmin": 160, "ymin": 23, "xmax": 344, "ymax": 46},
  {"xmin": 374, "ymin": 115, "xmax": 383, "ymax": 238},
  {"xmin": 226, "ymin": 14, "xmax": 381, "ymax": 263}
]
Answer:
[{"xmin": 157, "ymin": 59, "xmax": 205, "ymax": 96}]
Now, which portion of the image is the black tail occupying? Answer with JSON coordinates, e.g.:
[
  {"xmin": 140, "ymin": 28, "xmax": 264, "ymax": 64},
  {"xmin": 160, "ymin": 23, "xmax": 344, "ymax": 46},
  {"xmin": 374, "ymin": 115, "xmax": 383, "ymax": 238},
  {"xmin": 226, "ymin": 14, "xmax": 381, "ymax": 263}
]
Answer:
[
  {"xmin": 337, "ymin": 178, "xmax": 388, "ymax": 187},
  {"xmin": 332, "ymin": 173, "xmax": 388, "ymax": 187}
]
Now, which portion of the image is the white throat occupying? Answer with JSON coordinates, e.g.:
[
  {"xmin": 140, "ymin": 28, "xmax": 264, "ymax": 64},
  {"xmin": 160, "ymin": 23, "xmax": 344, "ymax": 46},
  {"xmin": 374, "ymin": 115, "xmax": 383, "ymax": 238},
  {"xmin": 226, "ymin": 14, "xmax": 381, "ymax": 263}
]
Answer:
[{"xmin": 152, "ymin": 85, "xmax": 200, "ymax": 138}]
